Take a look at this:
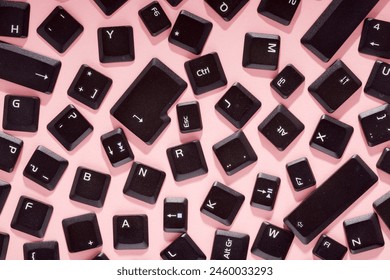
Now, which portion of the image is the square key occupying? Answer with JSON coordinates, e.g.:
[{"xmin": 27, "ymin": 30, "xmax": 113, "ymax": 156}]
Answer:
[
  {"xmin": 359, "ymin": 104, "xmax": 390, "ymax": 147},
  {"xmin": 270, "ymin": 64, "xmax": 305, "ymax": 99},
  {"xmin": 286, "ymin": 157, "xmax": 316, "ymax": 191},
  {"xmin": 3, "ymin": 95, "xmax": 40, "ymax": 132},
  {"xmin": 364, "ymin": 60, "xmax": 390, "ymax": 103},
  {"xmin": 176, "ymin": 101, "xmax": 203, "ymax": 133},
  {"xmin": 0, "ymin": 180, "xmax": 11, "ymax": 215},
  {"xmin": 164, "ymin": 197, "xmax": 188, "ymax": 233},
  {"xmin": 0, "ymin": 131, "xmax": 23, "ymax": 172},
  {"xmin": 377, "ymin": 147, "xmax": 390, "ymax": 174},
  {"xmin": 113, "ymin": 215, "xmax": 148, "ymax": 250},
  {"xmin": 101, "ymin": 128, "xmax": 134, "ymax": 167},
  {"xmin": 139, "ymin": 1, "xmax": 171, "ymax": 37},
  {"xmin": 359, "ymin": 18, "xmax": 390, "ymax": 59},
  {"xmin": 250, "ymin": 173, "xmax": 280, "ymax": 211},
  {"xmin": 312, "ymin": 235, "xmax": 347, "ymax": 260},
  {"xmin": 211, "ymin": 229, "xmax": 250, "ymax": 260},
  {"xmin": 98, "ymin": 26, "xmax": 135, "ymax": 63}
]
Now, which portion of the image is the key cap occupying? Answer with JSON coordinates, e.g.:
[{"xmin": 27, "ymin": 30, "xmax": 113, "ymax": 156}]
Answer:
[
  {"xmin": 3, "ymin": 95, "xmax": 40, "ymax": 132},
  {"xmin": 301, "ymin": 0, "xmax": 379, "ymax": 62},
  {"xmin": 69, "ymin": 167, "xmax": 111, "ymax": 208},
  {"xmin": 110, "ymin": 58, "xmax": 187, "ymax": 144},
  {"xmin": 23, "ymin": 145, "xmax": 68, "ymax": 191},
  {"xmin": 308, "ymin": 60, "xmax": 362, "ymax": 113},
  {"xmin": 139, "ymin": 1, "xmax": 171, "ymax": 37},
  {"xmin": 0, "ymin": 232, "xmax": 9, "ymax": 260},
  {"xmin": 164, "ymin": 197, "xmax": 188, "ymax": 232},
  {"xmin": 184, "ymin": 52, "xmax": 227, "ymax": 95},
  {"xmin": 92, "ymin": 252, "xmax": 109, "ymax": 260},
  {"xmin": 11, "ymin": 196, "xmax": 53, "ymax": 238},
  {"xmin": 68, "ymin": 64, "xmax": 112, "ymax": 110},
  {"xmin": 113, "ymin": 215, "xmax": 148, "ymax": 249},
  {"xmin": 284, "ymin": 155, "xmax": 378, "ymax": 244},
  {"xmin": 377, "ymin": 147, "xmax": 390, "ymax": 174},
  {"xmin": 160, "ymin": 233, "xmax": 206, "ymax": 260},
  {"xmin": 312, "ymin": 235, "xmax": 347, "ymax": 260},
  {"xmin": 23, "ymin": 241, "xmax": 59, "ymax": 260},
  {"xmin": 47, "ymin": 104, "xmax": 93, "ymax": 151},
  {"xmin": 365, "ymin": 61, "xmax": 390, "ymax": 103},
  {"xmin": 62, "ymin": 213, "xmax": 103, "ymax": 253},
  {"xmin": 0, "ymin": 180, "xmax": 11, "ymax": 214},
  {"xmin": 200, "ymin": 181, "xmax": 245, "ymax": 226},
  {"xmin": 0, "ymin": 131, "xmax": 23, "ymax": 172},
  {"xmin": 310, "ymin": 115, "xmax": 354, "ymax": 159},
  {"xmin": 373, "ymin": 191, "xmax": 390, "ymax": 230},
  {"xmin": 257, "ymin": 0, "xmax": 301, "ymax": 26},
  {"xmin": 215, "ymin": 82, "xmax": 261, "ymax": 129},
  {"xmin": 101, "ymin": 128, "xmax": 134, "ymax": 167},
  {"xmin": 344, "ymin": 213, "xmax": 384, "ymax": 254},
  {"xmin": 169, "ymin": 10, "xmax": 213, "ymax": 55},
  {"xmin": 358, "ymin": 104, "xmax": 390, "ymax": 147},
  {"xmin": 258, "ymin": 104, "xmax": 304, "ymax": 151},
  {"xmin": 213, "ymin": 130, "xmax": 257, "ymax": 176},
  {"xmin": 242, "ymin": 32, "xmax": 280, "ymax": 70},
  {"xmin": 211, "ymin": 229, "xmax": 249, "ymax": 260},
  {"xmin": 98, "ymin": 26, "xmax": 135, "ymax": 63},
  {"xmin": 123, "ymin": 162, "xmax": 166, "ymax": 204},
  {"xmin": 359, "ymin": 18, "xmax": 390, "ymax": 59},
  {"xmin": 205, "ymin": 0, "xmax": 249, "ymax": 22},
  {"xmin": 0, "ymin": 42, "xmax": 61, "ymax": 93},
  {"xmin": 286, "ymin": 157, "xmax": 316, "ymax": 191},
  {"xmin": 93, "ymin": 0, "xmax": 127, "ymax": 16},
  {"xmin": 251, "ymin": 222, "xmax": 294, "ymax": 260},
  {"xmin": 270, "ymin": 64, "xmax": 305, "ymax": 99},
  {"xmin": 37, "ymin": 6, "xmax": 83, "ymax": 53},
  {"xmin": 166, "ymin": 0, "xmax": 183, "ymax": 7},
  {"xmin": 176, "ymin": 101, "xmax": 203, "ymax": 133},
  {"xmin": 0, "ymin": 1, "xmax": 30, "ymax": 37},
  {"xmin": 250, "ymin": 173, "xmax": 280, "ymax": 211},
  {"xmin": 166, "ymin": 140, "xmax": 208, "ymax": 181}
]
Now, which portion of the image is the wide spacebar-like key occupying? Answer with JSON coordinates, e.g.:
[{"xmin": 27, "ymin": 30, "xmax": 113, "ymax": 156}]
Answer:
[{"xmin": 284, "ymin": 155, "xmax": 378, "ymax": 244}]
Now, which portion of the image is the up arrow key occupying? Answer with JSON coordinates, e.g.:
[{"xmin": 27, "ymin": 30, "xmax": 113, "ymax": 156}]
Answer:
[{"xmin": 207, "ymin": 200, "xmax": 216, "ymax": 209}]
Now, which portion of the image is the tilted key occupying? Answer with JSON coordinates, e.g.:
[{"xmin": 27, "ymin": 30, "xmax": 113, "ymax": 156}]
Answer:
[
  {"xmin": 139, "ymin": 1, "xmax": 171, "ymax": 37},
  {"xmin": 0, "ymin": 1, "xmax": 30, "ymax": 37},
  {"xmin": 359, "ymin": 18, "xmax": 390, "ymax": 59},
  {"xmin": 0, "ymin": 232, "xmax": 9, "ymax": 260},
  {"xmin": 358, "ymin": 104, "xmax": 390, "ymax": 147},
  {"xmin": 270, "ymin": 64, "xmax": 305, "ymax": 99},
  {"xmin": 101, "ymin": 128, "xmax": 134, "ymax": 167},
  {"xmin": 0, "ymin": 180, "xmax": 11, "ymax": 215},
  {"xmin": 377, "ymin": 147, "xmax": 390, "ymax": 174},
  {"xmin": 211, "ymin": 229, "xmax": 249, "ymax": 260},
  {"xmin": 286, "ymin": 157, "xmax": 316, "ymax": 191},
  {"xmin": 365, "ymin": 60, "xmax": 390, "ymax": 104},
  {"xmin": 250, "ymin": 173, "xmax": 280, "ymax": 211},
  {"xmin": 93, "ymin": 0, "xmax": 127, "ymax": 16},
  {"xmin": 373, "ymin": 191, "xmax": 390, "ymax": 230},
  {"xmin": 160, "ymin": 233, "xmax": 206, "ymax": 260},
  {"xmin": 0, "ymin": 131, "xmax": 23, "ymax": 172},
  {"xmin": 312, "ymin": 235, "xmax": 347, "ymax": 260},
  {"xmin": 23, "ymin": 241, "xmax": 60, "ymax": 260},
  {"xmin": 205, "ymin": 0, "xmax": 249, "ymax": 22},
  {"xmin": 176, "ymin": 101, "xmax": 203, "ymax": 133},
  {"xmin": 257, "ymin": 0, "xmax": 301, "ymax": 26}
]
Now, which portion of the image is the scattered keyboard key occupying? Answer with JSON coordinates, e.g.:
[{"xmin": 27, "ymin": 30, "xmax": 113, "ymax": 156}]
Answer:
[
  {"xmin": 62, "ymin": 213, "xmax": 103, "ymax": 253},
  {"xmin": 211, "ymin": 229, "xmax": 249, "ymax": 260},
  {"xmin": 166, "ymin": 140, "xmax": 208, "ymax": 181},
  {"xmin": 257, "ymin": 0, "xmax": 301, "ymax": 26},
  {"xmin": 160, "ymin": 233, "xmax": 206, "ymax": 260},
  {"xmin": 176, "ymin": 101, "xmax": 203, "ymax": 133},
  {"xmin": 359, "ymin": 104, "xmax": 390, "ymax": 147},
  {"xmin": 169, "ymin": 10, "xmax": 213, "ymax": 55},
  {"xmin": 344, "ymin": 213, "xmax": 384, "ymax": 254},
  {"xmin": 286, "ymin": 157, "xmax": 316, "ymax": 191},
  {"xmin": 11, "ymin": 196, "xmax": 53, "ymax": 238},
  {"xmin": 250, "ymin": 173, "xmax": 280, "ymax": 211},
  {"xmin": 0, "ymin": 131, "xmax": 23, "ymax": 172},
  {"xmin": 166, "ymin": 0, "xmax": 183, "ymax": 7},
  {"xmin": 364, "ymin": 61, "xmax": 390, "ymax": 103},
  {"xmin": 310, "ymin": 115, "xmax": 354, "ymax": 159},
  {"xmin": 164, "ymin": 197, "xmax": 188, "ymax": 232},
  {"xmin": 308, "ymin": 60, "xmax": 362, "ymax": 113},
  {"xmin": 98, "ymin": 26, "xmax": 135, "ymax": 63},
  {"xmin": 23, "ymin": 241, "xmax": 59, "ymax": 260},
  {"xmin": 3, "ymin": 95, "xmax": 40, "ymax": 132},
  {"xmin": 301, "ymin": 0, "xmax": 379, "ymax": 62},
  {"xmin": 205, "ymin": 0, "xmax": 249, "ymax": 22},
  {"xmin": 0, "ymin": 180, "xmax": 11, "ymax": 214},
  {"xmin": 312, "ymin": 235, "xmax": 347, "ymax": 260},
  {"xmin": 113, "ymin": 215, "xmax": 148, "ymax": 249},
  {"xmin": 101, "ymin": 128, "xmax": 134, "ymax": 167},
  {"xmin": 284, "ymin": 155, "xmax": 378, "ymax": 244},
  {"xmin": 139, "ymin": 1, "xmax": 171, "ymax": 37},
  {"xmin": 93, "ymin": 0, "xmax": 127, "ymax": 16},
  {"xmin": 359, "ymin": 18, "xmax": 390, "ymax": 59},
  {"xmin": 251, "ymin": 222, "xmax": 294, "ymax": 260},
  {"xmin": 92, "ymin": 252, "xmax": 109, "ymax": 260},
  {"xmin": 23, "ymin": 145, "xmax": 68, "ymax": 191},
  {"xmin": 47, "ymin": 104, "xmax": 93, "ymax": 151},
  {"xmin": 0, "ymin": 232, "xmax": 9, "ymax": 260},
  {"xmin": 215, "ymin": 82, "xmax": 261, "ymax": 129},
  {"xmin": 0, "ymin": 1, "xmax": 30, "ymax": 37},
  {"xmin": 377, "ymin": 147, "xmax": 390, "ymax": 174},
  {"xmin": 200, "ymin": 181, "xmax": 245, "ymax": 226},
  {"xmin": 270, "ymin": 64, "xmax": 305, "ymax": 99},
  {"xmin": 258, "ymin": 104, "xmax": 304, "ymax": 151},
  {"xmin": 110, "ymin": 58, "xmax": 187, "ymax": 144},
  {"xmin": 373, "ymin": 192, "xmax": 390, "ymax": 230}
]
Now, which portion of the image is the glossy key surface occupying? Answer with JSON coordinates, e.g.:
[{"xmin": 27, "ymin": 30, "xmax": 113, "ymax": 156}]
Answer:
[
  {"xmin": 211, "ymin": 229, "xmax": 249, "ymax": 260},
  {"xmin": 312, "ymin": 235, "xmax": 347, "ymax": 260},
  {"xmin": 23, "ymin": 241, "xmax": 59, "ymax": 260}
]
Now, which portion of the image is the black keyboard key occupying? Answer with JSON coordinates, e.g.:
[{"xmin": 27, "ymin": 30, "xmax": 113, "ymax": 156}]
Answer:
[
  {"xmin": 3, "ymin": 95, "xmax": 40, "ymax": 132},
  {"xmin": 176, "ymin": 101, "xmax": 203, "ymax": 133},
  {"xmin": 377, "ymin": 147, "xmax": 390, "ymax": 174},
  {"xmin": 284, "ymin": 155, "xmax": 378, "ymax": 244},
  {"xmin": 37, "ymin": 6, "xmax": 83, "ymax": 53},
  {"xmin": 11, "ymin": 196, "xmax": 53, "ymax": 238},
  {"xmin": 359, "ymin": 104, "xmax": 390, "ymax": 147},
  {"xmin": 23, "ymin": 145, "xmax": 68, "ymax": 191},
  {"xmin": 110, "ymin": 58, "xmax": 187, "ymax": 144},
  {"xmin": 92, "ymin": 252, "xmax": 109, "ymax": 260},
  {"xmin": 139, "ymin": 1, "xmax": 171, "ymax": 37},
  {"xmin": 160, "ymin": 233, "xmax": 206, "ymax": 260},
  {"xmin": 250, "ymin": 173, "xmax": 280, "ymax": 211},
  {"xmin": 200, "ymin": 181, "xmax": 244, "ymax": 226},
  {"xmin": 0, "ymin": 180, "xmax": 11, "ymax": 214},
  {"xmin": 251, "ymin": 222, "xmax": 294, "ymax": 260},
  {"xmin": 123, "ymin": 162, "xmax": 166, "ymax": 204},
  {"xmin": 0, "ymin": 232, "xmax": 9, "ymax": 260},
  {"xmin": 101, "ymin": 128, "xmax": 134, "ymax": 167},
  {"xmin": 365, "ymin": 61, "xmax": 390, "ymax": 103},
  {"xmin": 312, "ymin": 235, "xmax": 347, "ymax": 260},
  {"xmin": 47, "ymin": 104, "xmax": 93, "ymax": 151},
  {"xmin": 286, "ymin": 157, "xmax": 316, "ymax": 191},
  {"xmin": 164, "ymin": 197, "xmax": 188, "ymax": 232},
  {"xmin": 242, "ymin": 32, "xmax": 280, "ymax": 70},
  {"xmin": 113, "ymin": 215, "xmax": 148, "ymax": 249},
  {"xmin": 93, "ymin": 0, "xmax": 127, "ymax": 16},
  {"xmin": 270, "ymin": 64, "xmax": 305, "ymax": 99},
  {"xmin": 310, "ymin": 115, "xmax": 353, "ymax": 159},
  {"xmin": 166, "ymin": 0, "xmax": 183, "ymax": 7},
  {"xmin": 0, "ymin": 42, "xmax": 61, "ymax": 94},
  {"xmin": 62, "ymin": 213, "xmax": 103, "ymax": 253},
  {"xmin": 215, "ymin": 82, "xmax": 261, "ymax": 129},
  {"xmin": 211, "ymin": 229, "xmax": 249, "ymax": 260},
  {"xmin": 23, "ymin": 241, "xmax": 59, "ymax": 260},
  {"xmin": 344, "ymin": 213, "xmax": 384, "ymax": 254},
  {"xmin": 0, "ymin": 1, "xmax": 30, "ymax": 37},
  {"xmin": 359, "ymin": 18, "xmax": 390, "ymax": 59},
  {"xmin": 205, "ymin": 0, "xmax": 249, "ymax": 22},
  {"xmin": 98, "ymin": 26, "xmax": 135, "ymax": 63},
  {"xmin": 184, "ymin": 52, "xmax": 227, "ymax": 95},
  {"xmin": 308, "ymin": 60, "xmax": 362, "ymax": 113},
  {"xmin": 257, "ymin": 0, "xmax": 301, "ymax": 26},
  {"xmin": 258, "ymin": 104, "xmax": 304, "ymax": 151},
  {"xmin": 167, "ymin": 140, "xmax": 208, "ymax": 181},
  {"xmin": 69, "ymin": 167, "xmax": 111, "ymax": 208},
  {"xmin": 373, "ymin": 192, "xmax": 390, "ymax": 230},
  {"xmin": 169, "ymin": 10, "xmax": 212, "ymax": 55},
  {"xmin": 0, "ymin": 131, "xmax": 23, "ymax": 172}
]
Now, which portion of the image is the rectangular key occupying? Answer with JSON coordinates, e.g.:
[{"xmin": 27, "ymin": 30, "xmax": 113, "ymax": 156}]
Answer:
[
  {"xmin": 0, "ymin": 1, "xmax": 30, "ymax": 37},
  {"xmin": 0, "ymin": 180, "xmax": 11, "ymax": 215},
  {"xmin": 0, "ymin": 131, "xmax": 23, "ymax": 172},
  {"xmin": 164, "ymin": 197, "xmax": 188, "ymax": 232},
  {"xmin": 205, "ymin": 0, "xmax": 249, "ymax": 22},
  {"xmin": 0, "ymin": 232, "xmax": 9, "ymax": 260},
  {"xmin": 359, "ymin": 18, "xmax": 390, "ymax": 59},
  {"xmin": 301, "ymin": 0, "xmax": 379, "ymax": 62},
  {"xmin": 365, "ymin": 61, "xmax": 390, "ymax": 104},
  {"xmin": 312, "ymin": 235, "xmax": 347, "ymax": 260},
  {"xmin": 23, "ymin": 241, "xmax": 60, "ymax": 260},
  {"xmin": 359, "ymin": 104, "xmax": 390, "ymax": 147},
  {"xmin": 0, "ymin": 42, "xmax": 61, "ymax": 94},
  {"xmin": 160, "ymin": 233, "xmax": 206, "ymax": 260},
  {"xmin": 284, "ymin": 155, "xmax": 378, "ymax": 244},
  {"xmin": 373, "ymin": 191, "xmax": 390, "ymax": 229}
]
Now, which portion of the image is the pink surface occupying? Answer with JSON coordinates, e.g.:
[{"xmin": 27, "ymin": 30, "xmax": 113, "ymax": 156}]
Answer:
[{"xmin": 0, "ymin": 0, "xmax": 390, "ymax": 260}]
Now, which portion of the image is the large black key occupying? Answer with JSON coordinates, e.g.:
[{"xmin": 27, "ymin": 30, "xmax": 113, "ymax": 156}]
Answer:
[
  {"xmin": 110, "ymin": 58, "xmax": 187, "ymax": 145},
  {"xmin": 0, "ymin": 42, "xmax": 61, "ymax": 94},
  {"xmin": 0, "ymin": 180, "xmax": 11, "ymax": 214},
  {"xmin": 211, "ymin": 229, "xmax": 249, "ymax": 260},
  {"xmin": 257, "ymin": 0, "xmax": 301, "ymax": 26},
  {"xmin": 0, "ymin": 1, "xmax": 30, "ymax": 37},
  {"xmin": 365, "ymin": 61, "xmax": 390, "ymax": 103},
  {"xmin": 205, "ymin": 0, "xmax": 249, "ymax": 22},
  {"xmin": 358, "ymin": 104, "xmax": 390, "ymax": 147},
  {"xmin": 23, "ymin": 241, "xmax": 59, "ymax": 260},
  {"xmin": 139, "ymin": 1, "xmax": 171, "ymax": 37},
  {"xmin": 286, "ymin": 157, "xmax": 316, "ymax": 191},
  {"xmin": 250, "ymin": 173, "xmax": 280, "ymax": 211},
  {"xmin": 270, "ymin": 64, "xmax": 305, "ymax": 99},
  {"xmin": 94, "ymin": 0, "xmax": 127, "ymax": 16},
  {"xmin": 359, "ymin": 18, "xmax": 390, "ymax": 59},
  {"xmin": 164, "ymin": 197, "xmax": 188, "ymax": 232},
  {"xmin": 101, "ymin": 128, "xmax": 134, "ymax": 167},
  {"xmin": 0, "ymin": 232, "xmax": 9, "ymax": 260},
  {"xmin": 301, "ymin": 0, "xmax": 379, "ymax": 62},
  {"xmin": 0, "ymin": 131, "xmax": 23, "ymax": 172},
  {"xmin": 284, "ymin": 155, "xmax": 378, "ymax": 244},
  {"xmin": 176, "ymin": 101, "xmax": 203, "ymax": 133},
  {"xmin": 373, "ymin": 191, "xmax": 390, "ymax": 229},
  {"xmin": 312, "ymin": 235, "xmax": 347, "ymax": 260},
  {"xmin": 377, "ymin": 147, "xmax": 390, "ymax": 174},
  {"xmin": 160, "ymin": 233, "xmax": 206, "ymax": 260},
  {"xmin": 113, "ymin": 215, "xmax": 148, "ymax": 249},
  {"xmin": 3, "ymin": 95, "xmax": 40, "ymax": 132}
]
